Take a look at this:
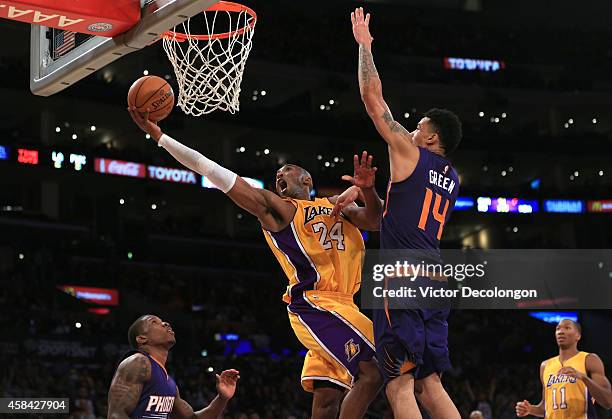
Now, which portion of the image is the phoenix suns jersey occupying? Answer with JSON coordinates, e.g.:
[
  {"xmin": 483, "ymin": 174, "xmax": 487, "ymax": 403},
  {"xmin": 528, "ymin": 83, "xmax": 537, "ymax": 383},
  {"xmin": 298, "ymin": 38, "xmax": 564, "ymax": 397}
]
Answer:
[
  {"xmin": 380, "ymin": 147, "xmax": 459, "ymax": 253},
  {"xmin": 121, "ymin": 351, "xmax": 177, "ymax": 419},
  {"xmin": 262, "ymin": 197, "xmax": 365, "ymax": 303},
  {"xmin": 543, "ymin": 351, "xmax": 597, "ymax": 418}
]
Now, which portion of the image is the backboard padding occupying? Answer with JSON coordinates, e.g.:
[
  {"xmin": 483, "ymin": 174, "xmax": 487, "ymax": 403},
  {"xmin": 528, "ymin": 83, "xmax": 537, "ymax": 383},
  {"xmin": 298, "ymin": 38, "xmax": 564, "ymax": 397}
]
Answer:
[{"xmin": 30, "ymin": 0, "xmax": 219, "ymax": 96}]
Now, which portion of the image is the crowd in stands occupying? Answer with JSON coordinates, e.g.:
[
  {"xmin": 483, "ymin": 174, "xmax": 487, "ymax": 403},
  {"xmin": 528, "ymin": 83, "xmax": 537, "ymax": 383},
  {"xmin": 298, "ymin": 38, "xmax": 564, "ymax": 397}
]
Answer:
[{"xmin": 2, "ymin": 243, "xmax": 563, "ymax": 418}]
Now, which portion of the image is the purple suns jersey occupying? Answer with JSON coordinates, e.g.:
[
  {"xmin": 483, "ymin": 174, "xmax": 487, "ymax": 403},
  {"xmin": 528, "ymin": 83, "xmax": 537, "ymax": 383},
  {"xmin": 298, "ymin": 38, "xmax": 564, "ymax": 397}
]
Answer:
[
  {"xmin": 380, "ymin": 147, "xmax": 459, "ymax": 253},
  {"xmin": 123, "ymin": 350, "xmax": 177, "ymax": 419}
]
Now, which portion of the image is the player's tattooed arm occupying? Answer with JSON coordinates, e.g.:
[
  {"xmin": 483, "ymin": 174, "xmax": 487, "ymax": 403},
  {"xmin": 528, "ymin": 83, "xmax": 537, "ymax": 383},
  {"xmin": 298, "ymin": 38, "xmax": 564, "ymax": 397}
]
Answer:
[
  {"xmin": 227, "ymin": 177, "xmax": 296, "ymax": 232},
  {"xmin": 358, "ymin": 44, "xmax": 381, "ymax": 95},
  {"xmin": 107, "ymin": 354, "xmax": 151, "ymax": 419},
  {"xmin": 352, "ymin": 7, "xmax": 417, "ymax": 172}
]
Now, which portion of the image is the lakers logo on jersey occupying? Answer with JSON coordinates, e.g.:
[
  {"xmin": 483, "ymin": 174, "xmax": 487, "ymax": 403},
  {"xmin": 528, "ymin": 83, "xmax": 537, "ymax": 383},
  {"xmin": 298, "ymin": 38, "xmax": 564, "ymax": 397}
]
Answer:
[
  {"xmin": 345, "ymin": 338, "xmax": 361, "ymax": 362},
  {"xmin": 546, "ymin": 373, "xmax": 578, "ymax": 387},
  {"xmin": 304, "ymin": 205, "xmax": 333, "ymax": 224}
]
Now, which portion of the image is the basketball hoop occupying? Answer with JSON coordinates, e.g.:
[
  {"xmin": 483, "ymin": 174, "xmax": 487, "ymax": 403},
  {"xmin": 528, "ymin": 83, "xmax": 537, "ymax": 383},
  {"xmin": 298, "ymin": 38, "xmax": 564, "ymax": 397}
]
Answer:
[{"xmin": 161, "ymin": 1, "xmax": 256, "ymax": 116}]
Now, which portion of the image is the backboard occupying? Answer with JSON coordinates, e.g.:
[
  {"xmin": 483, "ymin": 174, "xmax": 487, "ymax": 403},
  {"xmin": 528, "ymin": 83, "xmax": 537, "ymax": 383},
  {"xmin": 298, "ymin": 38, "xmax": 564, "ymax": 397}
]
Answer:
[{"xmin": 29, "ymin": 0, "xmax": 219, "ymax": 96}]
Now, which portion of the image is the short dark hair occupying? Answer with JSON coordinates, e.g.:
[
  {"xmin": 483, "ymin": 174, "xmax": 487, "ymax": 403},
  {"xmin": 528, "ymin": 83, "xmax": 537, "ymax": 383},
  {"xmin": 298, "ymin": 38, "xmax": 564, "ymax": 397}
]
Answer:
[
  {"xmin": 569, "ymin": 320, "xmax": 582, "ymax": 334},
  {"xmin": 128, "ymin": 315, "xmax": 150, "ymax": 349},
  {"xmin": 424, "ymin": 108, "xmax": 462, "ymax": 156}
]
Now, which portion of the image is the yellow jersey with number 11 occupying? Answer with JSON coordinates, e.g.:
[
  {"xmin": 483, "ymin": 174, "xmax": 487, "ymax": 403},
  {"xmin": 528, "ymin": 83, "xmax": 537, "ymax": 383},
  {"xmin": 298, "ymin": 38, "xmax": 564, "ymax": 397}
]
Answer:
[{"xmin": 543, "ymin": 351, "xmax": 597, "ymax": 418}]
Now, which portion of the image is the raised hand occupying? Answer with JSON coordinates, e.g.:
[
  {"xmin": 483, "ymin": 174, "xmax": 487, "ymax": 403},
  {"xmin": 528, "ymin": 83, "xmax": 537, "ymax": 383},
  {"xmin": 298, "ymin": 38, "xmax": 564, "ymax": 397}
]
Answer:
[
  {"xmin": 331, "ymin": 151, "xmax": 378, "ymax": 217},
  {"xmin": 351, "ymin": 7, "xmax": 373, "ymax": 46},
  {"xmin": 342, "ymin": 151, "xmax": 377, "ymax": 190},
  {"xmin": 216, "ymin": 369, "xmax": 240, "ymax": 401},
  {"xmin": 127, "ymin": 107, "xmax": 162, "ymax": 142}
]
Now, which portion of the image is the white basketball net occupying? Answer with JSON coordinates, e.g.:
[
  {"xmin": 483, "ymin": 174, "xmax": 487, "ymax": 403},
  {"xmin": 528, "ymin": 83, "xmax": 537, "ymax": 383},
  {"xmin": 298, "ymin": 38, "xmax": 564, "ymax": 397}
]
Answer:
[{"xmin": 162, "ymin": 6, "xmax": 256, "ymax": 116}]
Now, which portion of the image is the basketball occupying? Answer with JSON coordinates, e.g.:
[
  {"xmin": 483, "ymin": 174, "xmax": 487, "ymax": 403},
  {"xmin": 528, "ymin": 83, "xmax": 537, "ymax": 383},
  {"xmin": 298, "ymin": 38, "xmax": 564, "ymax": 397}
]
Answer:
[{"xmin": 127, "ymin": 75, "xmax": 175, "ymax": 122}]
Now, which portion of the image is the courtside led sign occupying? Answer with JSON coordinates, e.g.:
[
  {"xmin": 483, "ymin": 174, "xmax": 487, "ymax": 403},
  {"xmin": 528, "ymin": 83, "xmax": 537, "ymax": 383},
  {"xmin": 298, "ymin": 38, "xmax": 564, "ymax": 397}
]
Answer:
[
  {"xmin": 214, "ymin": 333, "xmax": 239, "ymax": 341},
  {"xmin": 58, "ymin": 285, "xmax": 119, "ymax": 306},
  {"xmin": 529, "ymin": 311, "xmax": 578, "ymax": 324},
  {"xmin": 444, "ymin": 57, "xmax": 505, "ymax": 72},
  {"xmin": 0, "ymin": 145, "xmax": 8, "ymax": 160},
  {"xmin": 202, "ymin": 176, "xmax": 264, "ymax": 190},
  {"xmin": 588, "ymin": 200, "xmax": 612, "ymax": 213},
  {"xmin": 148, "ymin": 165, "xmax": 197, "ymax": 184},
  {"xmin": 52, "ymin": 151, "xmax": 87, "ymax": 171},
  {"xmin": 17, "ymin": 148, "xmax": 39, "ymax": 165},
  {"xmin": 95, "ymin": 158, "xmax": 146, "ymax": 178},
  {"xmin": 544, "ymin": 200, "xmax": 585, "ymax": 214},
  {"xmin": 477, "ymin": 197, "xmax": 538, "ymax": 213},
  {"xmin": 454, "ymin": 197, "xmax": 474, "ymax": 211}
]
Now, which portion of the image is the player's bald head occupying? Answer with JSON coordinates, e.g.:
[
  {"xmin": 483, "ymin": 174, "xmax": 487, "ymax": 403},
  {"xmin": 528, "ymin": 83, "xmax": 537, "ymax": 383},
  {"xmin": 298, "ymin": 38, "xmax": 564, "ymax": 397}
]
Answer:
[
  {"xmin": 276, "ymin": 164, "xmax": 313, "ymax": 199},
  {"xmin": 286, "ymin": 164, "xmax": 311, "ymax": 180}
]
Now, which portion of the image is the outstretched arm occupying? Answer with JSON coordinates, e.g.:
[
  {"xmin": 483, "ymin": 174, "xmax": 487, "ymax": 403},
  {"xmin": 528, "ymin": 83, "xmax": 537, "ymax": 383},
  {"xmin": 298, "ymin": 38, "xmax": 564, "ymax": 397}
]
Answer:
[
  {"xmin": 107, "ymin": 354, "xmax": 151, "ymax": 419},
  {"xmin": 128, "ymin": 108, "xmax": 295, "ymax": 232},
  {"xmin": 351, "ymin": 8, "xmax": 419, "ymax": 182},
  {"xmin": 559, "ymin": 354, "xmax": 612, "ymax": 409},
  {"xmin": 351, "ymin": 9, "xmax": 418, "ymax": 154},
  {"xmin": 171, "ymin": 370, "xmax": 240, "ymax": 419},
  {"xmin": 330, "ymin": 151, "xmax": 383, "ymax": 231}
]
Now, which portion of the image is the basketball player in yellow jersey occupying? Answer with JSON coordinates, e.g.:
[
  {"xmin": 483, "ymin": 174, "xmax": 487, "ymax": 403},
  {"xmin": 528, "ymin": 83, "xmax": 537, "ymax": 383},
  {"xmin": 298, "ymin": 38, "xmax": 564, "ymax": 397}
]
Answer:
[
  {"xmin": 128, "ymin": 108, "xmax": 383, "ymax": 419},
  {"xmin": 516, "ymin": 319, "xmax": 612, "ymax": 418}
]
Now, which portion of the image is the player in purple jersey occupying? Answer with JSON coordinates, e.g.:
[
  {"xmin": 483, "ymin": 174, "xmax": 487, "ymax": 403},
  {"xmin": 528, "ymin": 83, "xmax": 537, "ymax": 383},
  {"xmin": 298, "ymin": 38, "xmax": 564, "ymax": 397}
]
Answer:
[
  {"xmin": 107, "ymin": 315, "xmax": 239, "ymax": 419},
  {"xmin": 351, "ymin": 7, "xmax": 463, "ymax": 419}
]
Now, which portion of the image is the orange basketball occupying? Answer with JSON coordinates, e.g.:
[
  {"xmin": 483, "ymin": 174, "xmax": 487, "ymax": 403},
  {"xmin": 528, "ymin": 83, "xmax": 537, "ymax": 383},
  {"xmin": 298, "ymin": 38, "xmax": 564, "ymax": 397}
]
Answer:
[{"xmin": 127, "ymin": 75, "xmax": 175, "ymax": 122}]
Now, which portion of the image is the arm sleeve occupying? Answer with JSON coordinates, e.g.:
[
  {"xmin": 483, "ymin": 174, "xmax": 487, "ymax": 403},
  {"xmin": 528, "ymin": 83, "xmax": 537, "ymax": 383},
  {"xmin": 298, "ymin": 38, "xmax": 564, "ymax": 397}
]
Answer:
[{"xmin": 158, "ymin": 134, "xmax": 237, "ymax": 193}]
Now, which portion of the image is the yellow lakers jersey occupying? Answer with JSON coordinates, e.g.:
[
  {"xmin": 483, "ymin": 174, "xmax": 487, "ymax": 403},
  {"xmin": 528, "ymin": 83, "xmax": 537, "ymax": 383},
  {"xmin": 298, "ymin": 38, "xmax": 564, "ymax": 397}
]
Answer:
[
  {"xmin": 543, "ymin": 351, "xmax": 597, "ymax": 418},
  {"xmin": 262, "ymin": 197, "xmax": 365, "ymax": 303}
]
